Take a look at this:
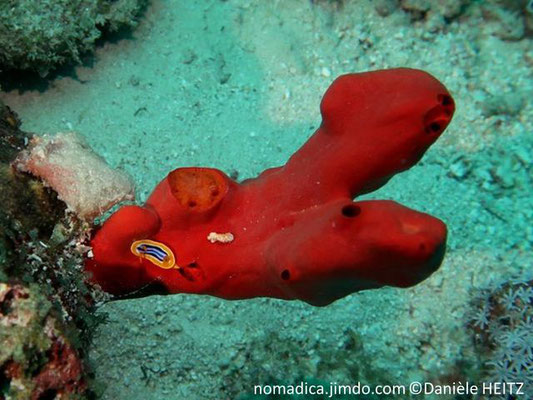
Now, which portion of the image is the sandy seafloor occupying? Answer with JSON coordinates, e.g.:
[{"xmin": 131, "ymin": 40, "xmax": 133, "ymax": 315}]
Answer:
[{"xmin": 1, "ymin": 1, "xmax": 532, "ymax": 399}]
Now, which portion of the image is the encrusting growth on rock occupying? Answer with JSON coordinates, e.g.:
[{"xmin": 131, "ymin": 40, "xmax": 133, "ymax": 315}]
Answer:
[{"xmin": 1, "ymin": 99, "xmax": 134, "ymax": 398}]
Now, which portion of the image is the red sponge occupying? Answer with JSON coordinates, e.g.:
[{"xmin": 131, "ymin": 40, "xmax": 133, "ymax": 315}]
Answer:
[{"xmin": 86, "ymin": 68, "xmax": 455, "ymax": 306}]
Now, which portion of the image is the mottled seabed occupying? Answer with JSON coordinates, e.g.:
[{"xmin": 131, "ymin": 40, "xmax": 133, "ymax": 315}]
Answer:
[{"xmin": 1, "ymin": 1, "xmax": 532, "ymax": 399}]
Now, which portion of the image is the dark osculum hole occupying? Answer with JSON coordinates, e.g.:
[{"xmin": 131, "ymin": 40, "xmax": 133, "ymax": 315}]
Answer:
[
  {"xmin": 429, "ymin": 122, "xmax": 441, "ymax": 133},
  {"xmin": 281, "ymin": 269, "xmax": 290, "ymax": 280},
  {"xmin": 341, "ymin": 204, "xmax": 361, "ymax": 218},
  {"xmin": 439, "ymin": 94, "xmax": 453, "ymax": 106}
]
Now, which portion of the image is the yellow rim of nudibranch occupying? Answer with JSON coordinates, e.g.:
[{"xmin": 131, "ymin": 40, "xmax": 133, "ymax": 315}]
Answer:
[{"xmin": 130, "ymin": 239, "xmax": 177, "ymax": 269}]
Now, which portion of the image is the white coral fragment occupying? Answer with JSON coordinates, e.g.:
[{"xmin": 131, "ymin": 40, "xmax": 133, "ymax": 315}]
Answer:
[{"xmin": 14, "ymin": 132, "xmax": 134, "ymax": 220}]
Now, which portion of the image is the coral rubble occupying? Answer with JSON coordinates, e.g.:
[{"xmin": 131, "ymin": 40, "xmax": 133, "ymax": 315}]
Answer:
[
  {"xmin": 0, "ymin": 100, "xmax": 131, "ymax": 399},
  {"xmin": 0, "ymin": 0, "xmax": 148, "ymax": 76}
]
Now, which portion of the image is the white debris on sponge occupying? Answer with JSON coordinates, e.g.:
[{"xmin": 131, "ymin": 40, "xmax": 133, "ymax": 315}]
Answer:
[
  {"xmin": 207, "ymin": 232, "xmax": 234, "ymax": 244},
  {"xmin": 14, "ymin": 132, "xmax": 135, "ymax": 220}
]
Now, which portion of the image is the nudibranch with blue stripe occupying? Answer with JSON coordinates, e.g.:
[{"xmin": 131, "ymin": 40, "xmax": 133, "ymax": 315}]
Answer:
[{"xmin": 130, "ymin": 239, "xmax": 177, "ymax": 270}]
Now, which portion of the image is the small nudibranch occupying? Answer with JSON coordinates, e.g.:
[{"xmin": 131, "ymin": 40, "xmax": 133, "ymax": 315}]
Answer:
[
  {"xmin": 130, "ymin": 239, "xmax": 177, "ymax": 269},
  {"xmin": 207, "ymin": 232, "xmax": 235, "ymax": 244}
]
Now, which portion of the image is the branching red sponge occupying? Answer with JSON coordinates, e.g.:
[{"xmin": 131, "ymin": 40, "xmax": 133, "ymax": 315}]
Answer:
[{"xmin": 85, "ymin": 68, "xmax": 455, "ymax": 306}]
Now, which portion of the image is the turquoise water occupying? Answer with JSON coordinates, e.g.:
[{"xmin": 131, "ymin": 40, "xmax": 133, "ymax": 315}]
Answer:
[{"xmin": 1, "ymin": 1, "xmax": 532, "ymax": 399}]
